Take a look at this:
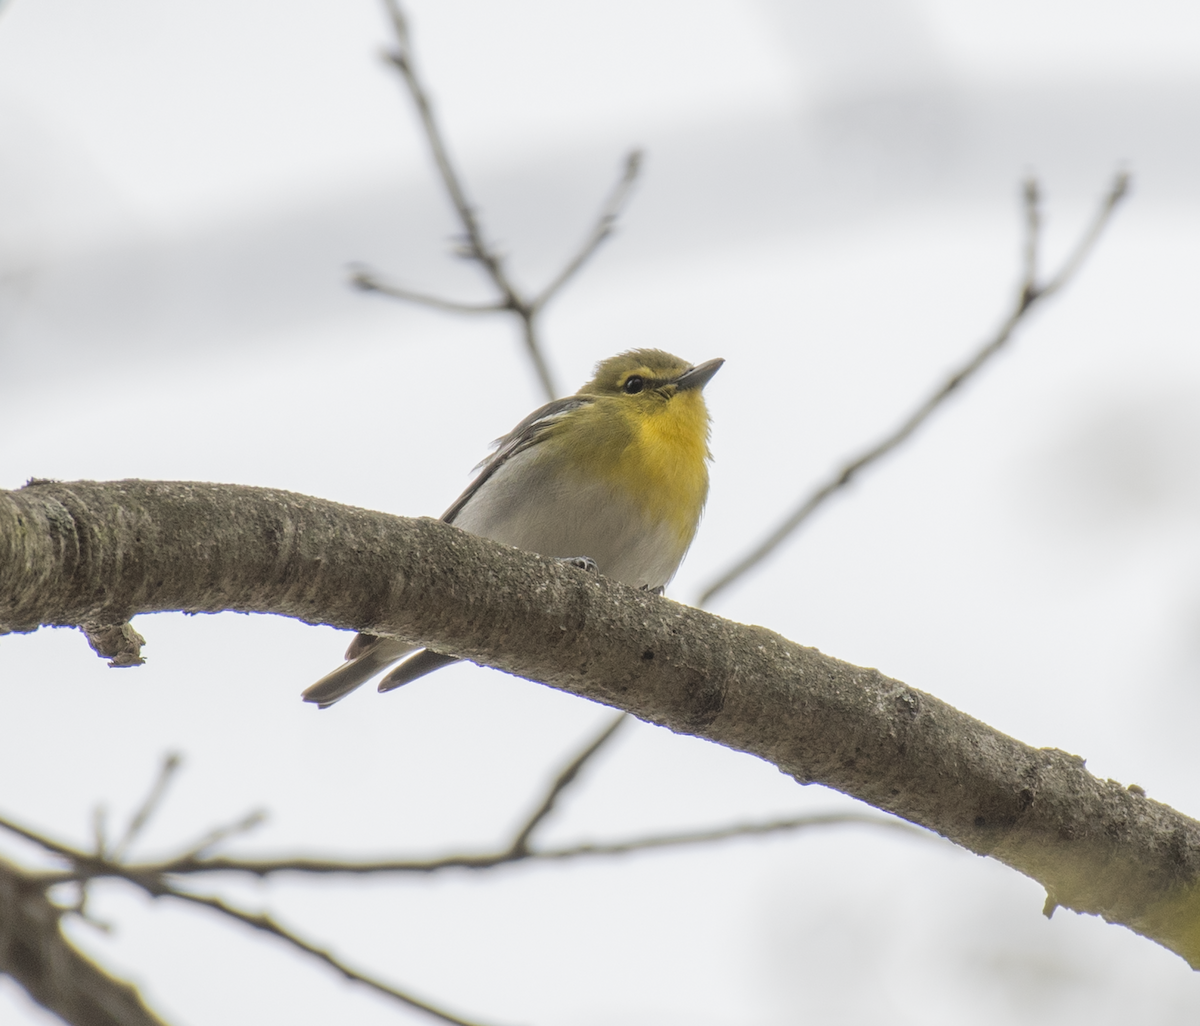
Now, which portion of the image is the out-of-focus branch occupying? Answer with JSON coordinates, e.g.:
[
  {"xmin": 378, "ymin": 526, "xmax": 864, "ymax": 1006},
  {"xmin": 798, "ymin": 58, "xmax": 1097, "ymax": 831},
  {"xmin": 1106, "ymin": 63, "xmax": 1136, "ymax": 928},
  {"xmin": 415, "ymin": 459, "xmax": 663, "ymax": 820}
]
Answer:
[
  {"xmin": 0, "ymin": 854, "xmax": 170, "ymax": 1026},
  {"xmin": 0, "ymin": 743, "xmax": 902, "ymax": 1026},
  {"xmin": 357, "ymin": 0, "xmax": 643, "ymax": 401},
  {"xmin": 109, "ymin": 752, "xmax": 181, "ymax": 862},
  {"xmin": 698, "ymin": 172, "xmax": 1131, "ymax": 607},
  {"xmin": 507, "ymin": 712, "xmax": 626, "ymax": 856},
  {"xmin": 162, "ymin": 890, "xmax": 498, "ymax": 1026},
  {"xmin": 1, "ymin": 721, "xmax": 917, "ymax": 886},
  {"xmin": 0, "ymin": 816, "xmax": 500, "ymax": 1026},
  {"xmin": 147, "ymin": 812, "xmax": 922, "ymax": 877},
  {"xmin": 3, "ymin": 809, "xmax": 918, "ymax": 883},
  {"xmin": 347, "ymin": 274, "xmax": 507, "ymax": 315},
  {"xmin": 173, "ymin": 808, "xmax": 267, "ymax": 862},
  {"xmin": 1038, "ymin": 172, "xmax": 1130, "ymax": 297},
  {"xmin": 530, "ymin": 150, "xmax": 643, "ymax": 313}
]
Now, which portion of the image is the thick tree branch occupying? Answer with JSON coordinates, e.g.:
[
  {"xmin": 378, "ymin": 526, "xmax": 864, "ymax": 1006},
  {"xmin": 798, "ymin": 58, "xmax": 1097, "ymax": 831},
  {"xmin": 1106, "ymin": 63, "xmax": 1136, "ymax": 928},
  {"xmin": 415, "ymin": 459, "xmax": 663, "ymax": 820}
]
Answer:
[{"xmin": 3, "ymin": 478, "xmax": 1200, "ymax": 966}]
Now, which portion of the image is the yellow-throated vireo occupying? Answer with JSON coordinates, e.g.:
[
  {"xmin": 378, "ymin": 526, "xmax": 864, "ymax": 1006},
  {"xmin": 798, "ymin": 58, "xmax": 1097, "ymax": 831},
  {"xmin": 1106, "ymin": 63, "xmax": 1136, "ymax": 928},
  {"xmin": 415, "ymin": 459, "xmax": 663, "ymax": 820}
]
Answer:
[{"xmin": 303, "ymin": 348, "xmax": 722, "ymax": 708}]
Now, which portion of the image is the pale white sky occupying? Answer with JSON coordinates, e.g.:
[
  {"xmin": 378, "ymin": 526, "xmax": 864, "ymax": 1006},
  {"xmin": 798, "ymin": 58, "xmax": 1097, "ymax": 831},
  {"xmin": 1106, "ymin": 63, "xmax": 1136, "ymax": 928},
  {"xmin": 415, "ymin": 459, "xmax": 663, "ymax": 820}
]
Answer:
[{"xmin": 3, "ymin": 2, "xmax": 1200, "ymax": 1025}]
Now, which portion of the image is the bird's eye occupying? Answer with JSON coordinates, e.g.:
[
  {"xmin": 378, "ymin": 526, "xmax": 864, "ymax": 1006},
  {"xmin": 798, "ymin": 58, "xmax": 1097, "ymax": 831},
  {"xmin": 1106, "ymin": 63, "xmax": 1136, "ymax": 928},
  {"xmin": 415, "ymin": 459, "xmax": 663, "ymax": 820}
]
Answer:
[{"xmin": 623, "ymin": 375, "xmax": 645, "ymax": 394}]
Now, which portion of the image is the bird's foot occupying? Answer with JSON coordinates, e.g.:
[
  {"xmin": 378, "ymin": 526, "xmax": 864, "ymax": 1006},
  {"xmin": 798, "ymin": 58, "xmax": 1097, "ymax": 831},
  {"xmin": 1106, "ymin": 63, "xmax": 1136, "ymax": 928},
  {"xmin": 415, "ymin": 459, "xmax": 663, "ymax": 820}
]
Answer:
[{"xmin": 558, "ymin": 555, "xmax": 598, "ymax": 574}]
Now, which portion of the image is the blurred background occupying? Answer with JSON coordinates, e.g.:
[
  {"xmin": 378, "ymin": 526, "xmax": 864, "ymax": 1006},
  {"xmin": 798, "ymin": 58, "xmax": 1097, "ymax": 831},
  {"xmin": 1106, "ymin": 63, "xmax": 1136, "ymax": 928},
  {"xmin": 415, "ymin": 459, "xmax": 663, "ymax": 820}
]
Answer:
[{"xmin": 2, "ymin": 0, "xmax": 1200, "ymax": 1023}]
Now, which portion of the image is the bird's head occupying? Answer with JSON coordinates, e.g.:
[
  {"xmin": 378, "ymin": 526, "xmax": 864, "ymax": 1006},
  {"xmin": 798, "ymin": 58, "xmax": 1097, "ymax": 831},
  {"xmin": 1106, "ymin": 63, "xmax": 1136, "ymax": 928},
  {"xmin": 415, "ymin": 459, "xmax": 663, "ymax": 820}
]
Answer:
[{"xmin": 580, "ymin": 349, "xmax": 724, "ymax": 406}]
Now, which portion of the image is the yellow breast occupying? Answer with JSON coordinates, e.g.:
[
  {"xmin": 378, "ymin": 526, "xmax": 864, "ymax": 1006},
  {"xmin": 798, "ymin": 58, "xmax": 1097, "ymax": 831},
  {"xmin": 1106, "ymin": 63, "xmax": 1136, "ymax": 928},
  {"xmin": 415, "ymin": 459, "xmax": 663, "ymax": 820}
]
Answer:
[{"xmin": 563, "ymin": 389, "xmax": 712, "ymax": 546}]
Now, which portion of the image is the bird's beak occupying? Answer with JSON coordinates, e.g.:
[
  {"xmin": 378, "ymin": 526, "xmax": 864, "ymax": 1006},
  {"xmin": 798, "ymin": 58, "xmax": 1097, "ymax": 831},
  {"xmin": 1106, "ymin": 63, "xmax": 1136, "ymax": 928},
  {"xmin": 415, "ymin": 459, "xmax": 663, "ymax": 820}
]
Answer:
[{"xmin": 674, "ymin": 358, "xmax": 724, "ymax": 392}]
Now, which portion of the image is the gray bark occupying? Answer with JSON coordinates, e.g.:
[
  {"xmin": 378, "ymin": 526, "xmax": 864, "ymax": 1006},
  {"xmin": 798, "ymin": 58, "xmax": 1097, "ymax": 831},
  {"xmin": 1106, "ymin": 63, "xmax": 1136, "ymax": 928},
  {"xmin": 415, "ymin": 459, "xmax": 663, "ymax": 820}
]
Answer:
[{"xmin": 3, "ymin": 478, "xmax": 1200, "ymax": 968}]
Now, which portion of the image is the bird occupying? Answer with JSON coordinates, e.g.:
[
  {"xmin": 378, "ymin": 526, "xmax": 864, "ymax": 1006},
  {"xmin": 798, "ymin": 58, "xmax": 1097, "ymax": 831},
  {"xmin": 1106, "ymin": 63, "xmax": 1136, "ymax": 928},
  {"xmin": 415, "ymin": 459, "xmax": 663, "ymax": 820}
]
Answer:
[{"xmin": 302, "ymin": 348, "xmax": 723, "ymax": 708}]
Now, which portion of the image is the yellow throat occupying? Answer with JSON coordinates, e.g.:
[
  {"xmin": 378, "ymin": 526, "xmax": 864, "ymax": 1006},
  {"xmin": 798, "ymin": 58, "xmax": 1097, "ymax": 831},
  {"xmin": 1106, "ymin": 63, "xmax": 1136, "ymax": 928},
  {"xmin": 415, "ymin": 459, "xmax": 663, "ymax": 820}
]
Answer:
[{"xmin": 563, "ymin": 349, "xmax": 717, "ymax": 545}]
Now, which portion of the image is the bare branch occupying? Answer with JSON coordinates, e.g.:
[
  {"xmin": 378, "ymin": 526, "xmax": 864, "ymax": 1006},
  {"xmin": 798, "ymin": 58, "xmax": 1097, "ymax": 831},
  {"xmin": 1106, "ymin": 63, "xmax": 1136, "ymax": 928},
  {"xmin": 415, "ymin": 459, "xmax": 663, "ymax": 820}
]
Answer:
[
  {"xmin": 0, "ymin": 791, "xmax": 918, "ymax": 1024},
  {"xmin": 0, "ymin": 854, "xmax": 171, "ymax": 1026},
  {"xmin": 507, "ymin": 712, "xmax": 626, "ymax": 855},
  {"xmin": 376, "ymin": 0, "xmax": 563, "ymax": 399},
  {"xmin": 380, "ymin": 0, "xmax": 513, "ymax": 297},
  {"xmin": 1038, "ymin": 170, "xmax": 1130, "ymax": 298},
  {"xmin": 174, "ymin": 808, "xmax": 267, "ymax": 861},
  {"xmin": 162, "ymin": 888, "xmax": 502, "ymax": 1026},
  {"xmin": 530, "ymin": 811, "xmax": 926, "ymax": 860},
  {"xmin": 531, "ymin": 149, "xmax": 644, "ymax": 312},
  {"xmin": 122, "ymin": 812, "xmax": 926, "ymax": 879},
  {"xmin": 2, "ymin": 798, "xmax": 919, "ymax": 882},
  {"xmin": 697, "ymin": 172, "xmax": 1131, "ymax": 606},
  {"xmin": 0, "ymin": 810, "xmax": 502, "ymax": 1026},
  {"xmin": 91, "ymin": 804, "xmax": 108, "ymax": 859},
  {"xmin": 0, "ymin": 810, "xmax": 90, "ymax": 864},
  {"xmin": 350, "ymin": 267, "xmax": 507, "ymax": 314},
  {"xmin": 1, "ymin": 736, "xmax": 923, "ymax": 899},
  {"xmin": 111, "ymin": 752, "xmax": 182, "ymax": 862},
  {"xmin": 363, "ymin": 2, "xmax": 645, "ymax": 402},
  {"xmin": 1020, "ymin": 176, "xmax": 1041, "ymax": 304},
  {"xmin": 518, "ymin": 316, "xmax": 558, "ymax": 403}
]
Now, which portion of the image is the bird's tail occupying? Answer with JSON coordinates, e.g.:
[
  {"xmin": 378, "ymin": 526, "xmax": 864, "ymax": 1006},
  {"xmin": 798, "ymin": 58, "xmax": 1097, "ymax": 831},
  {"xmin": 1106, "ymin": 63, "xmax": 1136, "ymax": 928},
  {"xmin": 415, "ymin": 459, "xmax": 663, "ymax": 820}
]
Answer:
[
  {"xmin": 377, "ymin": 649, "xmax": 460, "ymax": 692},
  {"xmin": 301, "ymin": 634, "xmax": 415, "ymax": 708}
]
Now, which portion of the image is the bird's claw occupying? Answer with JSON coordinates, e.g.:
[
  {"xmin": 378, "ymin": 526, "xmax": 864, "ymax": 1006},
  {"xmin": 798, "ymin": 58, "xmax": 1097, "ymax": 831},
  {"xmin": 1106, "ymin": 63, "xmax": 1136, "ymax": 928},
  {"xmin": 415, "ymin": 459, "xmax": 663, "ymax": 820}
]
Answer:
[{"xmin": 559, "ymin": 555, "xmax": 598, "ymax": 574}]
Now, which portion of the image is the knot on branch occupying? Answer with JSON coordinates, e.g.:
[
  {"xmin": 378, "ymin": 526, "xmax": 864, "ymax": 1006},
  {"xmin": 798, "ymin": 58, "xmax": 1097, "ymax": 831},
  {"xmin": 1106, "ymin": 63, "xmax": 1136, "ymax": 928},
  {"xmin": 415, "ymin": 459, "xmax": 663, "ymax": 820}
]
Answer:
[{"xmin": 83, "ymin": 623, "xmax": 147, "ymax": 668}]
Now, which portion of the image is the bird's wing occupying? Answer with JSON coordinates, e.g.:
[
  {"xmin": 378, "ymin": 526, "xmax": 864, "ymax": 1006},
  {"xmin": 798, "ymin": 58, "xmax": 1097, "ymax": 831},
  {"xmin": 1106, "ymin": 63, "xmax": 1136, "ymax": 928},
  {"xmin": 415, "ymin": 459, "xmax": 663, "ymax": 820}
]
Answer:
[
  {"xmin": 302, "ymin": 396, "xmax": 592, "ymax": 708},
  {"xmin": 439, "ymin": 395, "xmax": 592, "ymax": 524}
]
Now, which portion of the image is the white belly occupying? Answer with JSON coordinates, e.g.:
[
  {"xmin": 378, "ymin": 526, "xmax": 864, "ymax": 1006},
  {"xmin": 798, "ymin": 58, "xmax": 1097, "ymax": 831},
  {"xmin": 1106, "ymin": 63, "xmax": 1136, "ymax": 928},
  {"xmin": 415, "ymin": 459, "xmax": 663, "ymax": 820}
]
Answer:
[{"xmin": 449, "ymin": 446, "xmax": 685, "ymax": 591}]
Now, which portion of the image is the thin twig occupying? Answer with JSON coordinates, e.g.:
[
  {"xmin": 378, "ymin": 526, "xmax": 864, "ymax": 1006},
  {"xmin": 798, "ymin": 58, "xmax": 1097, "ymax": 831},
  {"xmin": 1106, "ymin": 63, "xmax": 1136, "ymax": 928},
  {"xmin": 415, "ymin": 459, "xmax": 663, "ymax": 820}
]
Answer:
[
  {"xmin": 91, "ymin": 813, "xmax": 920, "ymax": 879},
  {"xmin": 531, "ymin": 811, "xmax": 927, "ymax": 859},
  {"xmin": 174, "ymin": 808, "xmax": 267, "ymax": 861},
  {"xmin": 0, "ymin": 813, "xmax": 922, "ymax": 1026},
  {"xmin": 378, "ymin": 0, "xmax": 556, "ymax": 398},
  {"xmin": 508, "ymin": 712, "xmax": 626, "ymax": 855},
  {"xmin": 0, "ymin": 738, "xmax": 921, "ymax": 1022},
  {"xmin": 111, "ymin": 751, "xmax": 182, "ymax": 862},
  {"xmin": 162, "ymin": 889, "xmax": 501, "ymax": 1026},
  {"xmin": 1020, "ymin": 177, "xmax": 1040, "ymax": 304},
  {"xmin": 0, "ymin": 811, "xmax": 92, "ymax": 863},
  {"xmin": 1038, "ymin": 171, "xmax": 1130, "ymax": 298},
  {"xmin": 381, "ymin": 0, "xmax": 512, "ymax": 294},
  {"xmin": 530, "ymin": 149, "xmax": 644, "ymax": 312},
  {"xmin": 362, "ymin": 0, "xmax": 644, "ymax": 402},
  {"xmin": 0, "ymin": 811, "xmax": 501, "ymax": 1026},
  {"xmin": 697, "ymin": 172, "xmax": 1131, "ymax": 607},
  {"xmin": 2, "ymin": 804, "xmax": 921, "ymax": 882},
  {"xmin": 91, "ymin": 804, "xmax": 108, "ymax": 859},
  {"xmin": 351, "ymin": 269, "xmax": 507, "ymax": 314},
  {"xmin": 0, "ymin": 778, "xmax": 921, "ymax": 1023}
]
